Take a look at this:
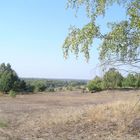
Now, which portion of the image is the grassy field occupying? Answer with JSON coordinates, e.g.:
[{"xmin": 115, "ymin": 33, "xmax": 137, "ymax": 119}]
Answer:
[{"xmin": 0, "ymin": 90, "xmax": 140, "ymax": 140}]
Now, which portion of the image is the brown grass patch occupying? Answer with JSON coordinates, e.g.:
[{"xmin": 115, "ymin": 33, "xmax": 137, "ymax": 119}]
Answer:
[
  {"xmin": 0, "ymin": 92, "xmax": 4, "ymax": 97},
  {"xmin": 86, "ymin": 100, "xmax": 140, "ymax": 133},
  {"xmin": 1, "ymin": 91, "xmax": 140, "ymax": 139}
]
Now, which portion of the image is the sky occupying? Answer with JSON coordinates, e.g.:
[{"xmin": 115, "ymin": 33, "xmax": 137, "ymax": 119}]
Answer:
[{"xmin": 0, "ymin": 0, "xmax": 126, "ymax": 79}]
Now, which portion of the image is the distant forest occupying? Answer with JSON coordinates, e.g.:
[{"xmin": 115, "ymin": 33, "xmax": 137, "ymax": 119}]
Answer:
[
  {"xmin": 0, "ymin": 63, "xmax": 140, "ymax": 96},
  {"xmin": 0, "ymin": 63, "xmax": 87, "ymax": 94},
  {"xmin": 23, "ymin": 78, "xmax": 87, "ymax": 92}
]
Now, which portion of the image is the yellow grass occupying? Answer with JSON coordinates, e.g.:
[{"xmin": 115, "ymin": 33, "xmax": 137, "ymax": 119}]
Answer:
[
  {"xmin": 0, "ymin": 92, "xmax": 4, "ymax": 97},
  {"xmin": 87, "ymin": 100, "xmax": 140, "ymax": 132},
  {"xmin": 18, "ymin": 99, "xmax": 140, "ymax": 135}
]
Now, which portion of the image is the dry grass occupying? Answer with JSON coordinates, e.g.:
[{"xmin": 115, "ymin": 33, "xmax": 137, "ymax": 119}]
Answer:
[
  {"xmin": 0, "ymin": 92, "xmax": 4, "ymax": 97},
  {"xmin": 18, "ymin": 99, "xmax": 140, "ymax": 137},
  {"xmin": 16, "ymin": 106, "xmax": 87, "ymax": 132},
  {"xmin": 0, "ymin": 90, "xmax": 140, "ymax": 139},
  {"xmin": 86, "ymin": 100, "xmax": 140, "ymax": 133}
]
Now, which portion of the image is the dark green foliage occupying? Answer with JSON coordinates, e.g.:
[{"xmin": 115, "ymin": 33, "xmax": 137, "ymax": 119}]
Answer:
[
  {"xmin": 87, "ymin": 76, "xmax": 103, "ymax": 92},
  {"xmin": 0, "ymin": 63, "xmax": 17, "ymax": 92},
  {"xmin": 0, "ymin": 63, "xmax": 27, "ymax": 93},
  {"xmin": 32, "ymin": 82, "xmax": 46, "ymax": 92},
  {"xmin": 26, "ymin": 84, "xmax": 35, "ymax": 92},
  {"xmin": 13, "ymin": 80, "xmax": 27, "ymax": 92}
]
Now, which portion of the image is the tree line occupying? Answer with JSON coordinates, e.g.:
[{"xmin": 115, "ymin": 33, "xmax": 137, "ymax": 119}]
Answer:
[
  {"xmin": 0, "ymin": 63, "xmax": 87, "ymax": 94},
  {"xmin": 24, "ymin": 78, "xmax": 86, "ymax": 92},
  {"xmin": 0, "ymin": 63, "xmax": 139, "ymax": 94},
  {"xmin": 87, "ymin": 68, "xmax": 140, "ymax": 92}
]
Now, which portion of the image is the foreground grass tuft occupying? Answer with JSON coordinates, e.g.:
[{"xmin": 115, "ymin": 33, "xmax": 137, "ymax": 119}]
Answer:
[
  {"xmin": 0, "ymin": 120, "xmax": 8, "ymax": 128},
  {"xmin": 0, "ymin": 92, "xmax": 4, "ymax": 96},
  {"xmin": 8, "ymin": 90, "xmax": 17, "ymax": 98}
]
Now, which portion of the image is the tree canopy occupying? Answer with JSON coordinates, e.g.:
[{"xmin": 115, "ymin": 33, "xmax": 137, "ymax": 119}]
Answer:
[
  {"xmin": 63, "ymin": 0, "xmax": 140, "ymax": 72},
  {"xmin": 0, "ymin": 63, "xmax": 26, "ymax": 93},
  {"xmin": 103, "ymin": 68, "xmax": 123, "ymax": 89},
  {"xmin": 87, "ymin": 68, "xmax": 140, "ymax": 92}
]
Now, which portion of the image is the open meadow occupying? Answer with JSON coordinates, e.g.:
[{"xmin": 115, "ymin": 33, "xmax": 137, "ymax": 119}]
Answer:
[
  {"xmin": 0, "ymin": 0, "xmax": 139, "ymax": 139},
  {"xmin": 0, "ymin": 90, "xmax": 140, "ymax": 140}
]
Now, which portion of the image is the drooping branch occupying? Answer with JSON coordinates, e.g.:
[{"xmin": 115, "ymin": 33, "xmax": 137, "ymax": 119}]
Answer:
[
  {"xmin": 63, "ymin": 22, "xmax": 100, "ymax": 60},
  {"xmin": 63, "ymin": 0, "xmax": 140, "ymax": 72}
]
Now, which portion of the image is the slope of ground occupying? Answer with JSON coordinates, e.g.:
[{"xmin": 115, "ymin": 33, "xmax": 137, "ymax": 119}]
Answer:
[{"xmin": 0, "ymin": 90, "xmax": 140, "ymax": 140}]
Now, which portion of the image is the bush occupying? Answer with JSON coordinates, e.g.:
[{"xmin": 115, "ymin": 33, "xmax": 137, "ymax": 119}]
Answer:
[
  {"xmin": 25, "ymin": 84, "xmax": 35, "ymax": 92},
  {"xmin": 8, "ymin": 90, "xmax": 17, "ymax": 98},
  {"xmin": 103, "ymin": 68, "xmax": 123, "ymax": 89},
  {"xmin": 87, "ymin": 76, "xmax": 103, "ymax": 92},
  {"xmin": 67, "ymin": 86, "xmax": 73, "ymax": 91},
  {"xmin": 47, "ymin": 87, "xmax": 55, "ymax": 92},
  {"xmin": 122, "ymin": 74, "xmax": 138, "ymax": 88}
]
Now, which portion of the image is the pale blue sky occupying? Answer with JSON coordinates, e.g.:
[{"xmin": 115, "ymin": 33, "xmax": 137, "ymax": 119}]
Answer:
[{"xmin": 0, "ymin": 0, "xmax": 126, "ymax": 79}]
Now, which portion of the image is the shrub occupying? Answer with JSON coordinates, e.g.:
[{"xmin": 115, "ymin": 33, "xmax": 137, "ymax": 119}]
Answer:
[
  {"xmin": 87, "ymin": 76, "xmax": 103, "ymax": 92},
  {"xmin": 47, "ymin": 87, "xmax": 55, "ymax": 92},
  {"xmin": 103, "ymin": 68, "xmax": 123, "ymax": 89},
  {"xmin": 122, "ymin": 74, "xmax": 138, "ymax": 88},
  {"xmin": 8, "ymin": 90, "xmax": 17, "ymax": 98},
  {"xmin": 67, "ymin": 86, "xmax": 73, "ymax": 91},
  {"xmin": 26, "ymin": 84, "xmax": 35, "ymax": 92}
]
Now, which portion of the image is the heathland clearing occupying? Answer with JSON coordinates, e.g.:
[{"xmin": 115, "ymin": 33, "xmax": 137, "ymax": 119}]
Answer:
[{"xmin": 0, "ymin": 90, "xmax": 140, "ymax": 140}]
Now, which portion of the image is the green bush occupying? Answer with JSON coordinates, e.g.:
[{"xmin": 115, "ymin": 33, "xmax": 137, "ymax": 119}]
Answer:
[
  {"xmin": 8, "ymin": 90, "xmax": 17, "ymax": 98},
  {"xmin": 88, "ymin": 69, "xmax": 140, "ymax": 92},
  {"xmin": 103, "ymin": 68, "xmax": 123, "ymax": 89},
  {"xmin": 47, "ymin": 87, "xmax": 55, "ymax": 92},
  {"xmin": 87, "ymin": 76, "xmax": 103, "ymax": 92}
]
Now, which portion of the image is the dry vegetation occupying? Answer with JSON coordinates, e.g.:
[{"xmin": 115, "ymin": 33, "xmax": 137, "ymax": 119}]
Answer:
[{"xmin": 0, "ymin": 90, "xmax": 140, "ymax": 140}]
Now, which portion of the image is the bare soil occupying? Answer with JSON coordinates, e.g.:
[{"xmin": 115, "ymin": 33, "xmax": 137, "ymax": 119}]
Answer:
[{"xmin": 0, "ymin": 90, "xmax": 140, "ymax": 140}]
